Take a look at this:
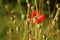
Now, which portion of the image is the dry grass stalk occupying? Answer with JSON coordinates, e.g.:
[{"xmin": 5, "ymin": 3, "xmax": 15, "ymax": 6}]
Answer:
[
  {"xmin": 47, "ymin": 7, "xmax": 60, "ymax": 40},
  {"xmin": 23, "ymin": 2, "xmax": 31, "ymax": 40},
  {"xmin": 7, "ymin": 28, "xmax": 12, "ymax": 40}
]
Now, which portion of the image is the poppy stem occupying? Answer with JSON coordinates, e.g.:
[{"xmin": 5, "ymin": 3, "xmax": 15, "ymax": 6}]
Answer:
[
  {"xmin": 41, "ymin": 0, "xmax": 44, "ymax": 14},
  {"xmin": 17, "ymin": 0, "xmax": 20, "ymax": 5},
  {"xmin": 23, "ymin": 2, "xmax": 31, "ymax": 40},
  {"xmin": 23, "ymin": 21, "xmax": 26, "ymax": 40},
  {"xmin": 52, "ymin": 0, "xmax": 58, "ymax": 14},
  {"xmin": 35, "ymin": 0, "xmax": 38, "ymax": 11},
  {"xmin": 34, "ymin": 0, "xmax": 38, "ymax": 40}
]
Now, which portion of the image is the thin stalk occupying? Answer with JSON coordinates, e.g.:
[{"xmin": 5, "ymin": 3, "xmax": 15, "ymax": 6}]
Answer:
[
  {"xmin": 27, "ymin": 3, "xmax": 31, "ymax": 40},
  {"xmin": 34, "ymin": 0, "xmax": 38, "ymax": 40},
  {"xmin": 47, "ymin": 7, "xmax": 60, "ymax": 40},
  {"xmin": 40, "ymin": 0, "xmax": 44, "ymax": 40},
  {"xmin": 9, "ymin": 28, "xmax": 12, "ymax": 40},
  {"xmin": 39, "ymin": 0, "xmax": 41, "ymax": 11},
  {"xmin": 54, "ymin": 9, "xmax": 60, "ymax": 40},
  {"xmin": 56, "ymin": 23, "xmax": 59, "ymax": 40},
  {"xmin": 23, "ymin": 2, "xmax": 31, "ymax": 40},
  {"xmin": 52, "ymin": 0, "xmax": 58, "ymax": 14},
  {"xmin": 47, "ymin": 0, "xmax": 53, "ymax": 39},
  {"xmin": 35, "ymin": 0, "xmax": 38, "ymax": 11},
  {"xmin": 41, "ymin": 0, "xmax": 44, "ymax": 14},
  {"xmin": 47, "ymin": 0, "xmax": 58, "ymax": 39},
  {"xmin": 15, "ymin": 26, "xmax": 19, "ymax": 40},
  {"xmin": 17, "ymin": 0, "xmax": 20, "ymax": 5},
  {"xmin": 13, "ymin": 17, "xmax": 19, "ymax": 40},
  {"xmin": 23, "ymin": 21, "xmax": 26, "ymax": 40}
]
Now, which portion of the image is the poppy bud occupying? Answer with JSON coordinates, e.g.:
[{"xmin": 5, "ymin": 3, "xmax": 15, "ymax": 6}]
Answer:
[
  {"xmin": 56, "ymin": 4, "xmax": 59, "ymax": 8},
  {"xmin": 27, "ymin": 3, "xmax": 30, "ymax": 8},
  {"xmin": 46, "ymin": 1, "xmax": 50, "ymax": 5}
]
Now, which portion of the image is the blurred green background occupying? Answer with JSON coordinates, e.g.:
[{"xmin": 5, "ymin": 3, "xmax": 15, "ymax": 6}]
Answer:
[{"xmin": 0, "ymin": 0, "xmax": 60, "ymax": 40}]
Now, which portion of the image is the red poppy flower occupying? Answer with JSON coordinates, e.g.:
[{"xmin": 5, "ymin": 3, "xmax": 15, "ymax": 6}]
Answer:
[{"xmin": 30, "ymin": 10, "xmax": 46, "ymax": 24}]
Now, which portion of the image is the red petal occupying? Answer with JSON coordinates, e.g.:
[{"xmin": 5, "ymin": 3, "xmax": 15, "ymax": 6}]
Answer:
[
  {"xmin": 30, "ymin": 10, "xmax": 40, "ymax": 19},
  {"xmin": 37, "ymin": 14, "xmax": 46, "ymax": 23}
]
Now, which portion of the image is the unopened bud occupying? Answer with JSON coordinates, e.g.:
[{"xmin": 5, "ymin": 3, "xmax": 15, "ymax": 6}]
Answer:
[
  {"xmin": 10, "ymin": 17, "xmax": 13, "ymax": 20},
  {"xmin": 43, "ymin": 34, "xmax": 47, "ymax": 39},
  {"xmin": 27, "ymin": 3, "xmax": 30, "ymax": 8},
  {"xmin": 26, "ymin": 0, "xmax": 29, "ymax": 3},
  {"xmin": 56, "ymin": 4, "xmax": 59, "ymax": 8},
  {"xmin": 7, "ymin": 31, "xmax": 9, "ymax": 35},
  {"xmin": 10, "ymin": 9, "xmax": 15, "ymax": 13},
  {"xmin": 13, "ymin": 20, "xmax": 16, "ymax": 24},
  {"xmin": 31, "ymin": 6, "xmax": 35, "ymax": 10},
  {"xmin": 29, "ymin": 38, "xmax": 31, "ymax": 40},
  {"xmin": 13, "ymin": 15, "xmax": 16, "ymax": 18},
  {"xmin": 27, "ymin": 18, "xmax": 30, "ymax": 21},
  {"xmin": 37, "ymin": 24, "xmax": 40, "ymax": 29},
  {"xmin": 16, "ymin": 26, "xmax": 18, "ymax": 32},
  {"xmin": 21, "ymin": 14, "xmax": 25, "ymax": 20},
  {"xmin": 46, "ymin": 1, "xmax": 50, "ymax": 5},
  {"xmin": 5, "ymin": 5, "xmax": 8, "ymax": 9}
]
